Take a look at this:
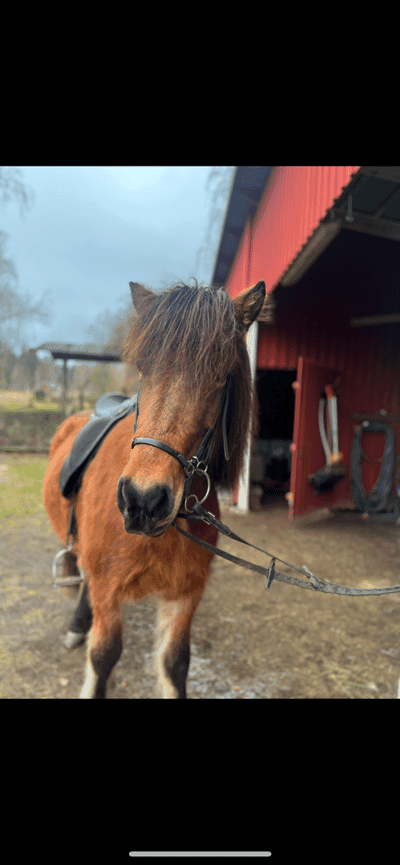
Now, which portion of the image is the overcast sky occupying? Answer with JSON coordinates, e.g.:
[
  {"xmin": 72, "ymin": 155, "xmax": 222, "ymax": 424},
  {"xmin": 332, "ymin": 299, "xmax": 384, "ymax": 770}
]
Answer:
[{"xmin": 1, "ymin": 166, "xmax": 228, "ymax": 353}]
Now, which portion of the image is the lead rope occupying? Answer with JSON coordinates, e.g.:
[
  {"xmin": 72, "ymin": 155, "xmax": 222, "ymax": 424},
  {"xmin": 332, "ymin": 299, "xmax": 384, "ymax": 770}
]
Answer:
[{"xmin": 174, "ymin": 501, "xmax": 400, "ymax": 596}]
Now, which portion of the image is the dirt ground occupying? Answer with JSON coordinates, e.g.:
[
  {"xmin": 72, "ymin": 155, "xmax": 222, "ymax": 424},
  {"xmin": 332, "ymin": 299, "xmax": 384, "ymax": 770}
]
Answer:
[{"xmin": 1, "ymin": 486, "xmax": 400, "ymax": 698}]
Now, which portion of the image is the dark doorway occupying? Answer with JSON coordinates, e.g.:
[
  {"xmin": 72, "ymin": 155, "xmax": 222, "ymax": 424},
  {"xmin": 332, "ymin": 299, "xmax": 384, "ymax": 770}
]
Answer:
[{"xmin": 251, "ymin": 369, "xmax": 296, "ymax": 508}]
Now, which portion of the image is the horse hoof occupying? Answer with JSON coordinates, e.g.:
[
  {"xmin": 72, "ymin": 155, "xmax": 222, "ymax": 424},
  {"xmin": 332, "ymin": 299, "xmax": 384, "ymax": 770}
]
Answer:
[{"xmin": 63, "ymin": 630, "xmax": 86, "ymax": 650}]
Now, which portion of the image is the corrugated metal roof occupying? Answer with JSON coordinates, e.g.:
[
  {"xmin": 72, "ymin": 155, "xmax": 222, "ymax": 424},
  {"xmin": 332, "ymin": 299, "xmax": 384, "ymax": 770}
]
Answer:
[{"xmin": 333, "ymin": 166, "xmax": 400, "ymax": 240}]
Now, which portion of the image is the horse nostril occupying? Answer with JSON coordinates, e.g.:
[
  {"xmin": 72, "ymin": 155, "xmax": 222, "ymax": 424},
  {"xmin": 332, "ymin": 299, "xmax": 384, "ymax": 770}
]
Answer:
[
  {"xmin": 117, "ymin": 478, "xmax": 174, "ymax": 523},
  {"xmin": 144, "ymin": 484, "xmax": 174, "ymax": 521},
  {"xmin": 116, "ymin": 477, "xmax": 128, "ymax": 514}
]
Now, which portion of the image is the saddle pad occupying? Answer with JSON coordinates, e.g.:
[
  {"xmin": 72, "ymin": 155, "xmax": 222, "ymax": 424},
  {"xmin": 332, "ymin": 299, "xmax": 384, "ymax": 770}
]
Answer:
[{"xmin": 59, "ymin": 393, "xmax": 138, "ymax": 499}]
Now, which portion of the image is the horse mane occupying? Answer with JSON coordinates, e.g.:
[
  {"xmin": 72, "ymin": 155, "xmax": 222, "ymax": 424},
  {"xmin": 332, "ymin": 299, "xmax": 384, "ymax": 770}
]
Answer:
[{"xmin": 123, "ymin": 281, "xmax": 255, "ymax": 490}]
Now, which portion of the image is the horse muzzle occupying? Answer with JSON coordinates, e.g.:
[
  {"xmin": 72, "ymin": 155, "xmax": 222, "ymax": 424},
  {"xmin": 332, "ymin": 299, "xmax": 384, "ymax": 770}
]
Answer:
[{"xmin": 116, "ymin": 476, "xmax": 176, "ymax": 536}]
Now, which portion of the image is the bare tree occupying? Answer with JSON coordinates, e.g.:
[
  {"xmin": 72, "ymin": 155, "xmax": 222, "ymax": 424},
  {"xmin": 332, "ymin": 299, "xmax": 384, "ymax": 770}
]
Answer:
[
  {"xmin": 0, "ymin": 167, "xmax": 34, "ymax": 218},
  {"xmin": 85, "ymin": 298, "xmax": 134, "ymax": 354},
  {"xmin": 195, "ymin": 166, "xmax": 236, "ymax": 283},
  {"xmin": 0, "ymin": 168, "xmax": 50, "ymax": 358},
  {"xmin": 0, "ymin": 233, "xmax": 51, "ymax": 351},
  {"xmin": 16, "ymin": 347, "xmax": 39, "ymax": 390},
  {"xmin": 0, "ymin": 346, "xmax": 17, "ymax": 388}
]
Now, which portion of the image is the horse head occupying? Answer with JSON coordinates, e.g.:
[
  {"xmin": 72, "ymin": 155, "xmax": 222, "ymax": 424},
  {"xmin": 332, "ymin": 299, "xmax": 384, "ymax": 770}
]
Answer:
[{"xmin": 116, "ymin": 279, "xmax": 265, "ymax": 536}]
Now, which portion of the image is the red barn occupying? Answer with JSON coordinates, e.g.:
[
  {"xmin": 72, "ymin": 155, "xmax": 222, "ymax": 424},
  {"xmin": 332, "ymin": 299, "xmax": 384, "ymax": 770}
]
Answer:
[{"xmin": 212, "ymin": 166, "xmax": 400, "ymax": 520}]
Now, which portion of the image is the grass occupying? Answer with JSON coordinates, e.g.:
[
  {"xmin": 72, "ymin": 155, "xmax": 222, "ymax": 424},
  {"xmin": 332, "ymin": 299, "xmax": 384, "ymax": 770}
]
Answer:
[
  {"xmin": 0, "ymin": 390, "xmax": 61, "ymax": 413},
  {"xmin": 0, "ymin": 389, "xmax": 93, "ymax": 413},
  {"xmin": 0, "ymin": 454, "xmax": 49, "ymax": 520}
]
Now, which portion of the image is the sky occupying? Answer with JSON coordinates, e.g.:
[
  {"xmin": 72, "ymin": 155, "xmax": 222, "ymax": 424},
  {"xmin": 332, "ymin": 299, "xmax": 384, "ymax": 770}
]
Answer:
[{"xmin": 1, "ymin": 166, "xmax": 228, "ymax": 354}]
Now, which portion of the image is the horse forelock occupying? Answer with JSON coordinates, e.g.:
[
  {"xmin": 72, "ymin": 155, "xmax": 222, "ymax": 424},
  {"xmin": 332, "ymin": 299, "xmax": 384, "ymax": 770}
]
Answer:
[{"xmin": 126, "ymin": 283, "xmax": 235, "ymax": 387}]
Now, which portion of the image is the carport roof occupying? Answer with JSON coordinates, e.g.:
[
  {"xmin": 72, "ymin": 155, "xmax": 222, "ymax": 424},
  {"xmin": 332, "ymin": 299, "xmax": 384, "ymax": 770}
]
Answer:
[
  {"xmin": 334, "ymin": 166, "xmax": 400, "ymax": 240},
  {"xmin": 36, "ymin": 342, "xmax": 122, "ymax": 363}
]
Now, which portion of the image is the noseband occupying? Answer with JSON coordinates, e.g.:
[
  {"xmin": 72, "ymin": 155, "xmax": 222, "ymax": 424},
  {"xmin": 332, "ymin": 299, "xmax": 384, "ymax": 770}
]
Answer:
[{"xmin": 131, "ymin": 377, "xmax": 231, "ymax": 511}]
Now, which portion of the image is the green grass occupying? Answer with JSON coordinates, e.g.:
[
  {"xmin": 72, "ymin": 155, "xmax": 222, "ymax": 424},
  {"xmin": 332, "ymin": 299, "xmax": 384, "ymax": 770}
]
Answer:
[
  {"xmin": 0, "ymin": 400, "xmax": 62, "ymax": 413},
  {"xmin": 0, "ymin": 401, "xmax": 61, "ymax": 413},
  {"xmin": 0, "ymin": 390, "xmax": 93, "ymax": 413},
  {"xmin": 0, "ymin": 390, "xmax": 56, "ymax": 411},
  {"xmin": 0, "ymin": 455, "xmax": 49, "ymax": 519}
]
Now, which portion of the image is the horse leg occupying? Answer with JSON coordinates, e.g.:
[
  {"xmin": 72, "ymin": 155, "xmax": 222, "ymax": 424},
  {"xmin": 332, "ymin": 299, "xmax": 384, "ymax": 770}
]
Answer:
[
  {"xmin": 63, "ymin": 580, "xmax": 93, "ymax": 649},
  {"xmin": 154, "ymin": 590, "xmax": 203, "ymax": 698},
  {"xmin": 80, "ymin": 604, "xmax": 123, "ymax": 699}
]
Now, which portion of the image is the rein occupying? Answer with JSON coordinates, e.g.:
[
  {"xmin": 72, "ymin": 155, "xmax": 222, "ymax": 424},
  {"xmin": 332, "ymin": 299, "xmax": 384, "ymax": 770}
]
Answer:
[{"xmin": 173, "ymin": 502, "xmax": 400, "ymax": 597}]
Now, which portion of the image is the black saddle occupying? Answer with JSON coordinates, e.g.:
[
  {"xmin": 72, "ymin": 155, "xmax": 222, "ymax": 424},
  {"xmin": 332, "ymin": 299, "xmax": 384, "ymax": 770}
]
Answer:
[{"xmin": 59, "ymin": 392, "xmax": 138, "ymax": 499}]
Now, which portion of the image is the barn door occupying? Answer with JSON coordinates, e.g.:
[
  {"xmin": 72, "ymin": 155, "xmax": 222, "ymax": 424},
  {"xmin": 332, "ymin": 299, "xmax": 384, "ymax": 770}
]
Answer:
[{"xmin": 289, "ymin": 357, "xmax": 347, "ymax": 520}]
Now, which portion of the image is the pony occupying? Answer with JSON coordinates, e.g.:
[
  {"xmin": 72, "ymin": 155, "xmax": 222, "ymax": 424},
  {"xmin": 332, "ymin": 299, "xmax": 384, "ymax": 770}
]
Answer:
[{"xmin": 42, "ymin": 279, "xmax": 265, "ymax": 697}]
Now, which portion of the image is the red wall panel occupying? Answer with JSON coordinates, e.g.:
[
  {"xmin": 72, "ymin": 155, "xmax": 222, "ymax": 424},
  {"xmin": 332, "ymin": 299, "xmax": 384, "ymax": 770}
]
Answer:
[
  {"xmin": 225, "ymin": 166, "xmax": 360, "ymax": 299},
  {"xmin": 224, "ymin": 217, "xmax": 251, "ymax": 297}
]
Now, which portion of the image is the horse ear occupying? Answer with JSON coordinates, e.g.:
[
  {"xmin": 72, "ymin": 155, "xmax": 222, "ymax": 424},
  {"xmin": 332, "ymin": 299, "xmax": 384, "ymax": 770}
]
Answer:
[
  {"xmin": 129, "ymin": 282, "xmax": 155, "ymax": 314},
  {"xmin": 233, "ymin": 281, "xmax": 266, "ymax": 330}
]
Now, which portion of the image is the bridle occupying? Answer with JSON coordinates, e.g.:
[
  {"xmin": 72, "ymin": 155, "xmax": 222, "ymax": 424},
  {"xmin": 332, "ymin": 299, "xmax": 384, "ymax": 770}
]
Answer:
[{"xmin": 130, "ymin": 375, "xmax": 231, "ymax": 512}]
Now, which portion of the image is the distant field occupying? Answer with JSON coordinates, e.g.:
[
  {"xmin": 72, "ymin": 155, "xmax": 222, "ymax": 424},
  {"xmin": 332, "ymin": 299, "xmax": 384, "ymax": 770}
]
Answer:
[
  {"xmin": 0, "ymin": 453, "xmax": 49, "ymax": 521},
  {"xmin": 0, "ymin": 390, "xmax": 92, "ymax": 413},
  {"xmin": 0, "ymin": 390, "xmax": 61, "ymax": 413},
  {"xmin": 0, "ymin": 390, "xmax": 32, "ymax": 405}
]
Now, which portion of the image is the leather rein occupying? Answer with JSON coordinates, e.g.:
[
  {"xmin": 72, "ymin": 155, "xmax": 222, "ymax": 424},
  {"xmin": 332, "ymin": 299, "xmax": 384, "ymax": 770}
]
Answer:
[{"xmin": 131, "ymin": 379, "xmax": 400, "ymax": 599}]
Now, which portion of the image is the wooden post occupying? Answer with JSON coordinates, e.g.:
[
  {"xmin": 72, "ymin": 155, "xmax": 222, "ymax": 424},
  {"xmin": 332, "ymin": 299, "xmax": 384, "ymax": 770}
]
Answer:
[
  {"xmin": 237, "ymin": 320, "xmax": 258, "ymax": 512},
  {"xmin": 62, "ymin": 359, "xmax": 68, "ymax": 414}
]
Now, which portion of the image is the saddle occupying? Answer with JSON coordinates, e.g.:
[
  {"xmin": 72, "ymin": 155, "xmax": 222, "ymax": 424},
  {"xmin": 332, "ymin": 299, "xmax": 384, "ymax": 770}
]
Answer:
[{"xmin": 59, "ymin": 392, "xmax": 138, "ymax": 499}]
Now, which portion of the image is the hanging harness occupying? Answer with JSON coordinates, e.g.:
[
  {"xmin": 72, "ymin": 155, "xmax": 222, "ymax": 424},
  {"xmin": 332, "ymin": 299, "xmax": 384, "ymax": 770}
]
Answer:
[{"xmin": 350, "ymin": 421, "xmax": 395, "ymax": 513}]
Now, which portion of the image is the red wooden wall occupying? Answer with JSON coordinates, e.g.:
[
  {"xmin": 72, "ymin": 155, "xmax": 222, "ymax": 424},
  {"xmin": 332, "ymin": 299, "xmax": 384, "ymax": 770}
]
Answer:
[{"xmin": 224, "ymin": 166, "xmax": 400, "ymax": 517}]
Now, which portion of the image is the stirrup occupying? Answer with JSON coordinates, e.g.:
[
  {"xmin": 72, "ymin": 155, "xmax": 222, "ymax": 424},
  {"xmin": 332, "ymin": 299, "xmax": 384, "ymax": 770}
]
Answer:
[{"xmin": 52, "ymin": 545, "xmax": 85, "ymax": 588}]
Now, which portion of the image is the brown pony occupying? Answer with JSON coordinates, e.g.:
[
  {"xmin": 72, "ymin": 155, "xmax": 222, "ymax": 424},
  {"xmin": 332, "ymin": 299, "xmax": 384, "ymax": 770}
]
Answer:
[{"xmin": 42, "ymin": 279, "xmax": 265, "ymax": 697}]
